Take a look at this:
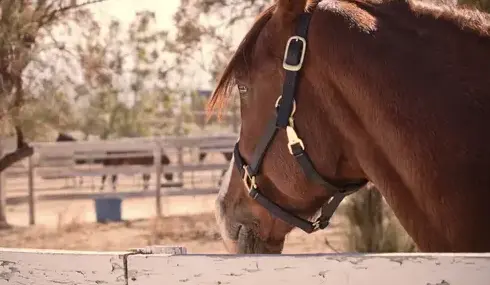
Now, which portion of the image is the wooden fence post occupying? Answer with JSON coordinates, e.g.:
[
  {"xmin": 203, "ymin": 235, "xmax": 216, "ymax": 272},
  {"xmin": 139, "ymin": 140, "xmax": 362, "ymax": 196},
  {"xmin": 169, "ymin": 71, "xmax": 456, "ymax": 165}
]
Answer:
[
  {"xmin": 28, "ymin": 154, "xmax": 35, "ymax": 225},
  {"xmin": 176, "ymin": 94, "xmax": 184, "ymax": 184},
  {"xmin": 0, "ymin": 142, "xmax": 6, "ymax": 227},
  {"xmin": 153, "ymin": 141, "xmax": 162, "ymax": 218}
]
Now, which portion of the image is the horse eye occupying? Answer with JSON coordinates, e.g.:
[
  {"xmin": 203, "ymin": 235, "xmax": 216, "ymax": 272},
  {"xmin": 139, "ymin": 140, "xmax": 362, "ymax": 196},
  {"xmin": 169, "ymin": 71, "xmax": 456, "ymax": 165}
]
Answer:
[{"xmin": 237, "ymin": 85, "xmax": 248, "ymax": 94}]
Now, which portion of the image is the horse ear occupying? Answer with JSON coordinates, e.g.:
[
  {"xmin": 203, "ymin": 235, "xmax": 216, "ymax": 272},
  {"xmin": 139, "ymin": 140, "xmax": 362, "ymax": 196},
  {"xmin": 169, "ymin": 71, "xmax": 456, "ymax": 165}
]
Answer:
[{"xmin": 275, "ymin": 0, "xmax": 309, "ymax": 17}]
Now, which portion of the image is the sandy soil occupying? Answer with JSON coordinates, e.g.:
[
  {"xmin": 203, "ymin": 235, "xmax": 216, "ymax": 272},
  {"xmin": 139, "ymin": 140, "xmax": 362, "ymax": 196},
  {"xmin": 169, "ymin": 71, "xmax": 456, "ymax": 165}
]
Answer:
[
  {"xmin": 1, "ymin": 193, "xmax": 346, "ymax": 254},
  {"xmin": 1, "ymin": 152, "xmax": 346, "ymax": 254}
]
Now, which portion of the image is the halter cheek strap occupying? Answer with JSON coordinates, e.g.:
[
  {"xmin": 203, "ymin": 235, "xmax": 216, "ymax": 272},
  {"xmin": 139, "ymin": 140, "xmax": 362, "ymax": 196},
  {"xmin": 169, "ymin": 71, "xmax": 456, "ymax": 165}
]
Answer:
[{"xmin": 233, "ymin": 12, "xmax": 368, "ymax": 234}]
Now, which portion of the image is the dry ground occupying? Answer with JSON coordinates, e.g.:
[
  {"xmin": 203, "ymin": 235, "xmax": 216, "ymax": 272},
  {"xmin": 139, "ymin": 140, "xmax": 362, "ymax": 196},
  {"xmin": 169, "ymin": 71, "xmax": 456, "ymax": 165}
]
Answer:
[
  {"xmin": 1, "ymin": 150, "xmax": 349, "ymax": 254},
  {"xmin": 1, "ymin": 193, "xmax": 346, "ymax": 254}
]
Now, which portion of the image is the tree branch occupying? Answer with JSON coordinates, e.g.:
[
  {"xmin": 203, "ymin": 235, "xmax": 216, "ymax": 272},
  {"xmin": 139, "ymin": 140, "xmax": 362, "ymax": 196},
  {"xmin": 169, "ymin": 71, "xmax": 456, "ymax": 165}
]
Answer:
[
  {"xmin": 0, "ymin": 144, "xmax": 33, "ymax": 173},
  {"xmin": 38, "ymin": 0, "xmax": 107, "ymax": 27},
  {"xmin": 0, "ymin": 125, "xmax": 33, "ymax": 173}
]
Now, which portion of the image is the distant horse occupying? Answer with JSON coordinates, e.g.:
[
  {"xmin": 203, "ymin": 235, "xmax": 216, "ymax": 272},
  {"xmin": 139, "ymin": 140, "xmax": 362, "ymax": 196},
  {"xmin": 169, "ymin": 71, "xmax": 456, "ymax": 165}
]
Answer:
[
  {"xmin": 98, "ymin": 150, "xmax": 173, "ymax": 191},
  {"xmin": 55, "ymin": 133, "xmax": 87, "ymax": 187},
  {"xmin": 56, "ymin": 133, "xmax": 174, "ymax": 191},
  {"xmin": 211, "ymin": 0, "xmax": 490, "ymax": 254},
  {"xmin": 197, "ymin": 149, "xmax": 233, "ymax": 186}
]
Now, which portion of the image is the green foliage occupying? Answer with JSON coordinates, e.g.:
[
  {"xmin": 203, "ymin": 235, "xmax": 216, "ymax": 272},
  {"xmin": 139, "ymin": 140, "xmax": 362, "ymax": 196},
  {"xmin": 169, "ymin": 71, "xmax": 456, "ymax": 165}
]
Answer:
[
  {"xmin": 16, "ymin": 80, "xmax": 78, "ymax": 141},
  {"xmin": 0, "ymin": 0, "xmax": 106, "ymax": 121},
  {"xmin": 171, "ymin": 0, "xmax": 273, "ymax": 84},
  {"xmin": 0, "ymin": 0, "xmax": 185, "ymax": 141},
  {"xmin": 72, "ymin": 11, "xmax": 180, "ymax": 139},
  {"xmin": 0, "ymin": 0, "xmax": 107, "ymax": 226}
]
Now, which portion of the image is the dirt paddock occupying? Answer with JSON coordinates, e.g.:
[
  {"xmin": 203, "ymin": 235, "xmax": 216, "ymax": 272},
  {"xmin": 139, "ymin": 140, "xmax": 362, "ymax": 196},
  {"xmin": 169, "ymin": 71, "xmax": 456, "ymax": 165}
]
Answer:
[{"xmin": 0, "ymin": 193, "xmax": 345, "ymax": 254}]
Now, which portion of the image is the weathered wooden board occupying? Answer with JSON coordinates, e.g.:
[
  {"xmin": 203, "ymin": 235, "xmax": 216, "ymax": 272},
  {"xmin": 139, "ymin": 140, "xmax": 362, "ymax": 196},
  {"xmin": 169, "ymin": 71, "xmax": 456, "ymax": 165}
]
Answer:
[
  {"xmin": 2, "ymin": 246, "xmax": 490, "ymax": 285},
  {"xmin": 32, "ymin": 134, "xmax": 238, "ymax": 153},
  {"xmin": 0, "ymin": 248, "xmax": 130, "ymax": 285},
  {"xmin": 6, "ymin": 187, "xmax": 217, "ymax": 205},
  {"xmin": 127, "ymin": 252, "xmax": 490, "ymax": 285}
]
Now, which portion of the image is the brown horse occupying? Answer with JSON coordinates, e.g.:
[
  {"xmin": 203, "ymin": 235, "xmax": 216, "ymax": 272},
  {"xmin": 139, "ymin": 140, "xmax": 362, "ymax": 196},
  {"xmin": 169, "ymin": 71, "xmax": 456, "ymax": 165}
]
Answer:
[{"xmin": 210, "ymin": 0, "xmax": 490, "ymax": 254}]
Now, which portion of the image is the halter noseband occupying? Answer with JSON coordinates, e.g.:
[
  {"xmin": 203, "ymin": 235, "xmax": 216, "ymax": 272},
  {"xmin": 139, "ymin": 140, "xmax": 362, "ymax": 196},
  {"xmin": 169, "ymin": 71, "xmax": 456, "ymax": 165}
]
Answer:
[{"xmin": 233, "ymin": 12, "xmax": 369, "ymax": 234}]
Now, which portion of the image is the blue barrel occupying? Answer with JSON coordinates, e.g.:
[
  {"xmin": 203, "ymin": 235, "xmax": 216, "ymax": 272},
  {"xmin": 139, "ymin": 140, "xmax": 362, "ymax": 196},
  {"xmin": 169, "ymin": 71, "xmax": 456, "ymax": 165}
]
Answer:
[{"xmin": 94, "ymin": 197, "xmax": 122, "ymax": 223}]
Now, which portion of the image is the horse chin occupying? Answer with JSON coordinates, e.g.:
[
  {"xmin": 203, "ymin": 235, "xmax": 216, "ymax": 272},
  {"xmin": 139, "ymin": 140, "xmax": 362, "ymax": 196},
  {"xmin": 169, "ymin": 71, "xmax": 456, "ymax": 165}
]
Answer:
[
  {"xmin": 236, "ymin": 226, "xmax": 284, "ymax": 254},
  {"xmin": 218, "ymin": 218, "xmax": 284, "ymax": 254}
]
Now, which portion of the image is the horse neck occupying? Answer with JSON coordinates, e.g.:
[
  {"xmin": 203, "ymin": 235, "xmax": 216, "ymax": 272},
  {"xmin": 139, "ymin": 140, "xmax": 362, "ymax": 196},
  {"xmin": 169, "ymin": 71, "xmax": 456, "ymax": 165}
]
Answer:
[{"xmin": 309, "ymin": 0, "xmax": 490, "ymax": 251}]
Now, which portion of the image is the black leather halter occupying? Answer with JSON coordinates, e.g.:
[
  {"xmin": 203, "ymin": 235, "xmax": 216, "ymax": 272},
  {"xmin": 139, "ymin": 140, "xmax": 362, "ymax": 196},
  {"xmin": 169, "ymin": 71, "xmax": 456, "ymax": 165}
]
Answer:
[{"xmin": 233, "ymin": 12, "xmax": 369, "ymax": 234}]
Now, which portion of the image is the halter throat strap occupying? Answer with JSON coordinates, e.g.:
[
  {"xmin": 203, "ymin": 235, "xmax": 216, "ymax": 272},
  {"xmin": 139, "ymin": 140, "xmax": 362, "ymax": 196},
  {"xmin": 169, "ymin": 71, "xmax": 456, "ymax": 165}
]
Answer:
[{"xmin": 233, "ymin": 12, "xmax": 368, "ymax": 234}]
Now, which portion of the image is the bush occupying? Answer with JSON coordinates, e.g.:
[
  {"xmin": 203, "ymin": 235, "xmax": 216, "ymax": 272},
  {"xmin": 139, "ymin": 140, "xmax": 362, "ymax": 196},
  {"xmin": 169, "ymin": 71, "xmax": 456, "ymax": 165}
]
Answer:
[{"xmin": 335, "ymin": 183, "xmax": 417, "ymax": 253}]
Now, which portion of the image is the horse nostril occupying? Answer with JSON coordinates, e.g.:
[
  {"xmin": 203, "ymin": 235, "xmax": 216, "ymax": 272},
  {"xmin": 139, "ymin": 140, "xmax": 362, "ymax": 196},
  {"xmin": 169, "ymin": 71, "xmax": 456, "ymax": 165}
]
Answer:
[{"xmin": 236, "ymin": 224, "xmax": 243, "ymax": 240}]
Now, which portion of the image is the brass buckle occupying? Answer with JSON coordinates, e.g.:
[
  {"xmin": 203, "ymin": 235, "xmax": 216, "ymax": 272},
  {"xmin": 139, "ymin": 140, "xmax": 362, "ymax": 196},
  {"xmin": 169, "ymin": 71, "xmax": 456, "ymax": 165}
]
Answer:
[
  {"xmin": 275, "ymin": 96, "xmax": 297, "ymax": 127},
  {"xmin": 286, "ymin": 126, "xmax": 305, "ymax": 155},
  {"xmin": 312, "ymin": 220, "xmax": 320, "ymax": 231},
  {"xmin": 242, "ymin": 165, "xmax": 257, "ymax": 192},
  {"xmin": 275, "ymin": 96, "xmax": 297, "ymax": 117},
  {"xmin": 282, "ymin": 36, "xmax": 307, "ymax": 72}
]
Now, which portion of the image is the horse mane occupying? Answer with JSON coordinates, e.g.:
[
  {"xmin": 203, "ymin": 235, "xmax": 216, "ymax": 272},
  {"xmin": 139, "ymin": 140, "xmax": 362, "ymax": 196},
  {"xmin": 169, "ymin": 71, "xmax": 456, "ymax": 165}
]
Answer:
[
  {"xmin": 206, "ymin": 4, "xmax": 277, "ymax": 118},
  {"xmin": 408, "ymin": 0, "xmax": 490, "ymax": 37},
  {"xmin": 206, "ymin": 0, "xmax": 490, "ymax": 118},
  {"xmin": 350, "ymin": 0, "xmax": 490, "ymax": 36}
]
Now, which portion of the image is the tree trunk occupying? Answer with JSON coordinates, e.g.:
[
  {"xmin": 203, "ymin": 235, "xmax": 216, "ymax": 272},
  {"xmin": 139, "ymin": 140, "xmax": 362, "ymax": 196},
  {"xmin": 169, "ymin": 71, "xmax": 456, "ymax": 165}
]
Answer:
[
  {"xmin": 0, "ymin": 139, "xmax": 10, "ymax": 229},
  {"xmin": 0, "ymin": 128, "xmax": 33, "ymax": 229}
]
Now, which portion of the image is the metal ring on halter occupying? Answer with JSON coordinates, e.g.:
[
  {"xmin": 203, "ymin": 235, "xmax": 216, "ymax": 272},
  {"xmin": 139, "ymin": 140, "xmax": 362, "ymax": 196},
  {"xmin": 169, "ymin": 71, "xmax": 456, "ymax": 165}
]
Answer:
[{"xmin": 275, "ymin": 96, "xmax": 297, "ymax": 116}]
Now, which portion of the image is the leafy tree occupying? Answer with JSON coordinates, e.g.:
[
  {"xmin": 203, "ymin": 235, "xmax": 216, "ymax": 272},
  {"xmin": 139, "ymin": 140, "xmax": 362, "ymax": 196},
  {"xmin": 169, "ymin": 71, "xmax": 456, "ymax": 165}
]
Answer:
[
  {"xmin": 0, "ymin": 0, "xmax": 105, "ymax": 228},
  {"xmin": 73, "ymin": 11, "xmax": 180, "ymax": 139},
  {"xmin": 171, "ymin": 0, "xmax": 271, "ymax": 86}
]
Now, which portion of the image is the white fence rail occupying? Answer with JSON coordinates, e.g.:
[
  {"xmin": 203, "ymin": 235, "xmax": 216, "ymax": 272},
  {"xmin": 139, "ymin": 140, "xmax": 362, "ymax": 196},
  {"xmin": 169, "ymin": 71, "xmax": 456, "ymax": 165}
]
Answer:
[
  {"xmin": 1, "ymin": 246, "xmax": 489, "ymax": 285},
  {"xmin": 4, "ymin": 134, "xmax": 237, "ymax": 186},
  {"xmin": 5, "ymin": 134, "xmax": 238, "ymax": 179}
]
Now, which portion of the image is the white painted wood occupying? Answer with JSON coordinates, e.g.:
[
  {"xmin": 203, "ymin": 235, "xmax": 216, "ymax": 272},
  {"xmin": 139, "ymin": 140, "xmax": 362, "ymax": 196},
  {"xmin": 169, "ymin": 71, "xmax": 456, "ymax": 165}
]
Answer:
[
  {"xmin": 1, "ymin": 247, "xmax": 490, "ymax": 285},
  {"xmin": 0, "ymin": 248, "xmax": 130, "ymax": 285},
  {"xmin": 3, "ymin": 161, "xmax": 27, "ymax": 178},
  {"xmin": 34, "ymin": 163, "xmax": 228, "ymax": 180},
  {"xmin": 8, "ymin": 187, "xmax": 217, "ymax": 203},
  {"xmin": 198, "ymin": 146, "xmax": 233, "ymax": 154},
  {"xmin": 73, "ymin": 150, "xmax": 156, "ymax": 160},
  {"xmin": 164, "ymin": 163, "xmax": 230, "ymax": 173},
  {"xmin": 127, "ymin": 253, "xmax": 490, "ymax": 285},
  {"xmin": 7, "ymin": 135, "xmax": 235, "ymax": 225},
  {"xmin": 34, "ymin": 141, "xmax": 157, "ymax": 153},
  {"xmin": 31, "ymin": 134, "xmax": 234, "ymax": 180},
  {"xmin": 30, "ymin": 135, "xmax": 237, "ymax": 170},
  {"xmin": 130, "ymin": 246, "xmax": 187, "ymax": 255},
  {"xmin": 34, "ymin": 136, "xmax": 237, "ymax": 164},
  {"xmin": 32, "ymin": 134, "xmax": 238, "ymax": 153}
]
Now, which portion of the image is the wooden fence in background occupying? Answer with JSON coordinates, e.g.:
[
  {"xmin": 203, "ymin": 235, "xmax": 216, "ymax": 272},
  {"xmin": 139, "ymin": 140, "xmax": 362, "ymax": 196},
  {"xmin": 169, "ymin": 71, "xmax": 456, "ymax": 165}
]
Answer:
[{"xmin": 2, "ymin": 134, "xmax": 238, "ymax": 225}]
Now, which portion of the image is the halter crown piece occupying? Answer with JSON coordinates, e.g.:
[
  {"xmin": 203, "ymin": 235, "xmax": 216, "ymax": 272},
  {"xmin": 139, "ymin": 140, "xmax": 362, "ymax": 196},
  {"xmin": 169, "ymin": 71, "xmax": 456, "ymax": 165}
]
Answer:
[{"xmin": 233, "ymin": 12, "xmax": 369, "ymax": 233}]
